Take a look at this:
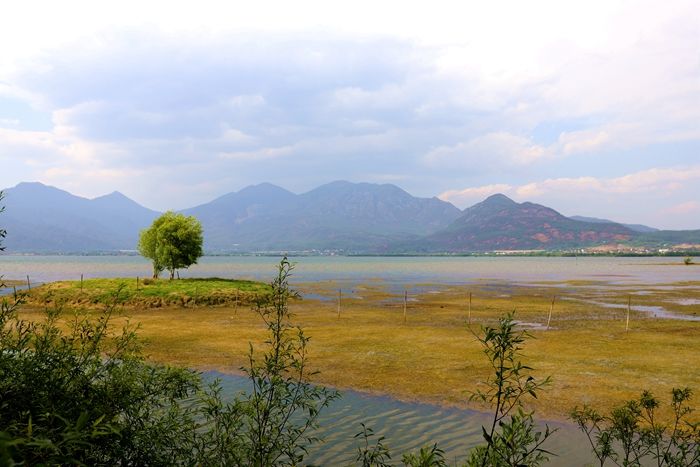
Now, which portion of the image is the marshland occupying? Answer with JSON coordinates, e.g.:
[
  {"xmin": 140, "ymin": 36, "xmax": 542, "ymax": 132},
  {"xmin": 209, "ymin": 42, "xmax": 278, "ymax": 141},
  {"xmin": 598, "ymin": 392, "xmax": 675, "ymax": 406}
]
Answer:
[{"xmin": 3, "ymin": 254, "xmax": 698, "ymax": 464}]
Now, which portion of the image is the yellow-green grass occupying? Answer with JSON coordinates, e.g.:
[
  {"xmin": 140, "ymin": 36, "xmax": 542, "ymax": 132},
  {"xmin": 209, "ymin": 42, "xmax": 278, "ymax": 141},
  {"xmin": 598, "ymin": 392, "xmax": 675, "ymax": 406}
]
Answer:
[
  {"xmin": 17, "ymin": 281, "xmax": 700, "ymax": 422},
  {"xmin": 23, "ymin": 277, "xmax": 270, "ymax": 308}
]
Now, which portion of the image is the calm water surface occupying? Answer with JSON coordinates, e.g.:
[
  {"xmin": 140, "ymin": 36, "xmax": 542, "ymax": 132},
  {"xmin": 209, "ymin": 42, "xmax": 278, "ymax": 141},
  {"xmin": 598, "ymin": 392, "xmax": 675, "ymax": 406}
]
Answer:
[{"xmin": 1, "ymin": 255, "xmax": 698, "ymax": 286}]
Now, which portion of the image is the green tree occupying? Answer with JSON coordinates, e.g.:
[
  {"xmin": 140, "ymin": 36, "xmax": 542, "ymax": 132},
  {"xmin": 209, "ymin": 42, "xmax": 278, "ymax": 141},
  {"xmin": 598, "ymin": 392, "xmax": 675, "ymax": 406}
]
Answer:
[{"xmin": 138, "ymin": 211, "xmax": 204, "ymax": 280}]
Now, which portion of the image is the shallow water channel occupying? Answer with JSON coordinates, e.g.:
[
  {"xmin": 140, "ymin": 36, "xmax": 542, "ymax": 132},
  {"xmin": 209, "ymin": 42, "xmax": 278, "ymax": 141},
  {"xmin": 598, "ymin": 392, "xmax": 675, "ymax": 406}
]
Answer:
[{"xmin": 209, "ymin": 372, "xmax": 593, "ymax": 466}]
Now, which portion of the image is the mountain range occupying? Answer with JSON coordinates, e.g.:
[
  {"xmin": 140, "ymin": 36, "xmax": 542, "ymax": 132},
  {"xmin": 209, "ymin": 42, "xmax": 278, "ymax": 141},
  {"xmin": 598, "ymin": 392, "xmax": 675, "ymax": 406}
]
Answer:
[{"xmin": 1, "ymin": 181, "xmax": 698, "ymax": 254}]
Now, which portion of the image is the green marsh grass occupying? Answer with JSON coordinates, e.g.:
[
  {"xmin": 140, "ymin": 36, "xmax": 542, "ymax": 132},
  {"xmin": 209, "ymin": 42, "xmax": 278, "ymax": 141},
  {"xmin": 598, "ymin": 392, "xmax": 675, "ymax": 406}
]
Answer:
[{"xmin": 24, "ymin": 277, "xmax": 270, "ymax": 308}]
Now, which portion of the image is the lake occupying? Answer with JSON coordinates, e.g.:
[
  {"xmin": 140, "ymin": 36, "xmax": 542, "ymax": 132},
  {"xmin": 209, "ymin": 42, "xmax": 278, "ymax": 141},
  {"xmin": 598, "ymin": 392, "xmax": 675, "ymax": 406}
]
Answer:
[
  {"xmin": 1, "ymin": 254, "xmax": 698, "ymax": 286},
  {"xmin": 210, "ymin": 372, "xmax": 590, "ymax": 466}
]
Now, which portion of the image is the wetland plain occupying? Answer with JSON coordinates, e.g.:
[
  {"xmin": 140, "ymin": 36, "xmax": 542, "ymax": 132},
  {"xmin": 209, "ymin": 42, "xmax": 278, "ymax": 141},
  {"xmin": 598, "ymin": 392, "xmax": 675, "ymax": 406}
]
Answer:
[{"xmin": 3, "ymin": 255, "xmax": 699, "ymax": 464}]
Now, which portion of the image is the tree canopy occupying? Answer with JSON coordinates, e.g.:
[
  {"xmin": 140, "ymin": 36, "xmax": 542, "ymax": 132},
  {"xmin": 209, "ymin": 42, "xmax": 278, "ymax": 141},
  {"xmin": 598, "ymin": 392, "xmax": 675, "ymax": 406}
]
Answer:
[{"xmin": 138, "ymin": 212, "xmax": 203, "ymax": 279}]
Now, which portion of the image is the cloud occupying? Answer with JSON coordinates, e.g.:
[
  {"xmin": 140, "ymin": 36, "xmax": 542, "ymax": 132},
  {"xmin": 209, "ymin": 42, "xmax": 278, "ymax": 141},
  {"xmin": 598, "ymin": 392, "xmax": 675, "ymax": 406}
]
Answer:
[
  {"xmin": 0, "ymin": 2, "xmax": 698, "ymax": 214},
  {"xmin": 442, "ymin": 166, "xmax": 700, "ymax": 204},
  {"xmin": 438, "ymin": 184, "xmax": 513, "ymax": 207},
  {"xmin": 219, "ymin": 145, "xmax": 295, "ymax": 161},
  {"xmin": 425, "ymin": 132, "xmax": 550, "ymax": 170},
  {"xmin": 666, "ymin": 201, "xmax": 700, "ymax": 215}
]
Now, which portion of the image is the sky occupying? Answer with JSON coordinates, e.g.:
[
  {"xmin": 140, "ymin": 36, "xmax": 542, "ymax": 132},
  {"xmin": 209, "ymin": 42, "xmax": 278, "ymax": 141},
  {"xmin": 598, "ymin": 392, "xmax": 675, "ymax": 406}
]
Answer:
[{"xmin": 0, "ymin": 0, "xmax": 698, "ymax": 229}]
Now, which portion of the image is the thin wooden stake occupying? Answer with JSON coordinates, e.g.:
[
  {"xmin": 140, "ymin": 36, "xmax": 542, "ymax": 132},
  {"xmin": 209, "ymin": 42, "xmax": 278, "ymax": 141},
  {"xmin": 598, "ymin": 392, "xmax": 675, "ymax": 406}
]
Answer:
[
  {"xmin": 337, "ymin": 289, "xmax": 341, "ymax": 319},
  {"xmin": 468, "ymin": 292, "xmax": 472, "ymax": 325},
  {"xmin": 136, "ymin": 276, "xmax": 139, "ymax": 291},
  {"xmin": 234, "ymin": 289, "xmax": 239, "ymax": 315},
  {"xmin": 26, "ymin": 275, "xmax": 30, "ymax": 291},
  {"xmin": 403, "ymin": 290, "xmax": 408, "ymax": 324},
  {"xmin": 80, "ymin": 273, "xmax": 83, "ymax": 291},
  {"xmin": 546, "ymin": 296, "xmax": 555, "ymax": 330},
  {"xmin": 626, "ymin": 295, "xmax": 631, "ymax": 332},
  {"xmin": 13, "ymin": 285, "xmax": 17, "ymax": 300}
]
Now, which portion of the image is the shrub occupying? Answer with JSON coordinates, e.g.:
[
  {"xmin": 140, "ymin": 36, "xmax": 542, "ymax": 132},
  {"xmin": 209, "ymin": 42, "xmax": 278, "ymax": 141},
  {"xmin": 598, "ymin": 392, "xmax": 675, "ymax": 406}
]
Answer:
[
  {"xmin": 466, "ymin": 312, "xmax": 555, "ymax": 466},
  {"xmin": 571, "ymin": 389, "xmax": 700, "ymax": 466},
  {"xmin": 0, "ymin": 289, "xmax": 202, "ymax": 465}
]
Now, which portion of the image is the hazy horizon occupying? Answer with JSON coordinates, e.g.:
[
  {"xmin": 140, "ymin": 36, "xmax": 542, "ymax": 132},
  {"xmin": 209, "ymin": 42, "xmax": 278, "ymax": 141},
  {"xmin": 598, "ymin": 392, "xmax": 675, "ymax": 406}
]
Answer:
[{"xmin": 1, "ymin": 1, "xmax": 698, "ymax": 229}]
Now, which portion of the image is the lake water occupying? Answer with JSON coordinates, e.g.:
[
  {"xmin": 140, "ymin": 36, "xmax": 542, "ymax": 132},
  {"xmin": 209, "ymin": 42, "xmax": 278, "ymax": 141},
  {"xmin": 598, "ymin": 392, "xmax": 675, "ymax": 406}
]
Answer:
[
  {"xmin": 1, "ymin": 254, "xmax": 698, "ymax": 286},
  {"xmin": 210, "ymin": 372, "xmax": 591, "ymax": 466}
]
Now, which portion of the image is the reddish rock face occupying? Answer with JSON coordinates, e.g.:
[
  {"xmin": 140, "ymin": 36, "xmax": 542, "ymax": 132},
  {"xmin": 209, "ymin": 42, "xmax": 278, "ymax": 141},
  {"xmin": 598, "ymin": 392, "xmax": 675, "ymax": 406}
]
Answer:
[
  {"xmin": 425, "ymin": 193, "xmax": 637, "ymax": 252},
  {"xmin": 532, "ymin": 233, "xmax": 550, "ymax": 243}
]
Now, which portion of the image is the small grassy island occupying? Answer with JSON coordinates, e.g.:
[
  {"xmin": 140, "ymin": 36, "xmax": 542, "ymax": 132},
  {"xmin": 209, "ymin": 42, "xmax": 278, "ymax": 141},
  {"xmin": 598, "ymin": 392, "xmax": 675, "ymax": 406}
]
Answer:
[{"xmin": 23, "ymin": 277, "xmax": 271, "ymax": 308}]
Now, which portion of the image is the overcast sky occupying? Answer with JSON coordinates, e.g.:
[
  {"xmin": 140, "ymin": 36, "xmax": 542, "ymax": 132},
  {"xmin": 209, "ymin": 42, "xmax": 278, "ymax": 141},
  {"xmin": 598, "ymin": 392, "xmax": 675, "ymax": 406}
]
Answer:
[{"xmin": 0, "ymin": 0, "xmax": 698, "ymax": 228}]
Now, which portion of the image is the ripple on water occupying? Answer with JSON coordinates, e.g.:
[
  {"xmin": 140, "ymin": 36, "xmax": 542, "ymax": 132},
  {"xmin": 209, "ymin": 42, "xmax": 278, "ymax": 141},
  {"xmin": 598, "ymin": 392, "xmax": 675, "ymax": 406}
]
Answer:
[{"xmin": 207, "ymin": 372, "xmax": 592, "ymax": 465}]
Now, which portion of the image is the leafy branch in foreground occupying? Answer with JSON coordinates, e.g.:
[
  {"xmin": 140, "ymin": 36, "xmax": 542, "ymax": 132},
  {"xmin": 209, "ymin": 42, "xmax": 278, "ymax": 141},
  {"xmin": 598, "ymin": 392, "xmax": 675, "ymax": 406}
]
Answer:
[
  {"xmin": 240, "ymin": 257, "xmax": 340, "ymax": 466},
  {"xmin": 401, "ymin": 443, "xmax": 448, "ymax": 467},
  {"xmin": 571, "ymin": 388, "xmax": 700, "ymax": 466},
  {"xmin": 355, "ymin": 423, "xmax": 392, "ymax": 467},
  {"xmin": 466, "ymin": 312, "xmax": 555, "ymax": 467}
]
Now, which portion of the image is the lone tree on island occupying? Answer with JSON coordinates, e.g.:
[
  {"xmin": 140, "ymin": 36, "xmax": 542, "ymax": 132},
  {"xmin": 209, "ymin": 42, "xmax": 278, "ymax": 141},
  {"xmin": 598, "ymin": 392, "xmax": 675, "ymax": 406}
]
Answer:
[{"xmin": 138, "ymin": 211, "xmax": 203, "ymax": 279}]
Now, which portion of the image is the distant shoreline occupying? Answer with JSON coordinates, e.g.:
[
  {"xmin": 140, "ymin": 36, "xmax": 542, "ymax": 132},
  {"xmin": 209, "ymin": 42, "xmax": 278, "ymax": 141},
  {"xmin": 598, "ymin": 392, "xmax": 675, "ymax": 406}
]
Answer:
[{"xmin": 2, "ymin": 251, "xmax": 698, "ymax": 258}]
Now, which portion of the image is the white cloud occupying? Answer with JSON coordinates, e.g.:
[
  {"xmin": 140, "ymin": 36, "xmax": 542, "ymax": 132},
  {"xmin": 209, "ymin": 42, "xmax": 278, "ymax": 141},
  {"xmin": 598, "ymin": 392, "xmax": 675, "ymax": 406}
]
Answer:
[
  {"xmin": 425, "ymin": 132, "xmax": 550, "ymax": 169},
  {"xmin": 666, "ymin": 201, "xmax": 700, "ymax": 215},
  {"xmin": 0, "ymin": 0, "xmax": 698, "ymax": 217},
  {"xmin": 439, "ymin": 184, "xmax": 513, "ymax": 206},
  {"xmin": 219, "ymin": 145, "xmax": 295, "ymax": 161}
]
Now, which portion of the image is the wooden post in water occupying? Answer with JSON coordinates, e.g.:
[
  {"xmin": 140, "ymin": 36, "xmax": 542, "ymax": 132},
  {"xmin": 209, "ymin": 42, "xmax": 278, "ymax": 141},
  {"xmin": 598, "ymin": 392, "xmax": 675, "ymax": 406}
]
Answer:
[
  {"xmin": 403, "ymin": 290, "xmax": 408, "ymax": 324},
  {"xmin": 468, "ymin": 292, "xmax": 472, "ymax": 325},
  {"xmin": 337, "ymin": 289, "xmax": 341, "ymax": 319},
  {"xmin": 13, "ymin": 285, "xmax": 17, "ymax": 300},
  {"xmin": 546, "ymin": 296, "xmax": 555, "ymax": 330},
  {"xmin": 80, "ymin": 274, "xmax": 83, "ymax": 291},
  {"xmin": 26, "ymin": 275, "xmax": 30, "ymax": 291},
  {"xmin": 626, "ymin": 295, "xmax": 631, "ymax": 332}
]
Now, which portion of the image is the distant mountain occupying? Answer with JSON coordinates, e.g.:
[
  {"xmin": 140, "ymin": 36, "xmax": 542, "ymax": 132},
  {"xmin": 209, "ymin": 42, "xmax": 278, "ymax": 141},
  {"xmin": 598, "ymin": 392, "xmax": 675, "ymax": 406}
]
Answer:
[
  {"xmin": 633, "ymin": 229, "xmax": 700, "ymax": 248},
  {"xmin": 569, "ymin": 215, "xmax": 659, "ymax": 233},
  {"xmin": 2, "ymin": 182, "xmax": 699, "ymax": 254},
  {"xmin": 0, "ymin": 182, "xmax": 160, "ymax": 252},
  {"xmin": 183, "ymin": 181, "xmax": 462, "ymax": 252},
  {"xmin": 411, "ymin": 194, "xmax": 635, "ymax": 252}
]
